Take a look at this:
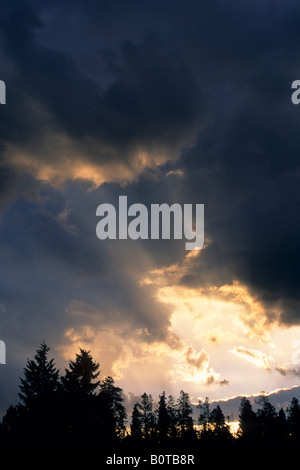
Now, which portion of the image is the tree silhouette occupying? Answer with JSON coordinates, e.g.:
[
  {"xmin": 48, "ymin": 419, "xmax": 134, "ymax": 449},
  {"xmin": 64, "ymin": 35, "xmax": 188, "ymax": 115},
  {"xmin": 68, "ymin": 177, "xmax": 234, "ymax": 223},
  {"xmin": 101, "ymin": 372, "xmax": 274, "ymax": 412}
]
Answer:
[
  {"xmin": 19, "ymin": 341, "xmax": 59, "ymax": 411},
  {"xmin": 177, "ymin": 390, "xmax": 194, "ymax": 437},
  {"xmin": 140, "ymin": 392, "xmax": 155, "ymax": 439},
  {"xmin": 157, "ymin": 391, "xmax": 170, "ymax": 440},
  {"xmin": 287, "ymin": 397, "xmax": 300, "ymax": 439},
  {"xmin": 167, "ymin": 394, "xmax": 178, "ymax": 439},
  {"xmin": 277, "ymin": 407, "xmax": 288, "ymax": 441},
  {"xmin": 6, "ymin": 342, "xmax": 60, "ymax": 449},
  {"xmin": 3, "ymin": 341, "xmax": 300, "ymax": 451},
  {"xmin": 209, "ymin": 404, "xmax": 232, "ymax": 443},
  {"xmin": 98, "ymin": 376, "xmax": 127, "ymax": 439},
  {"xmin": 130, "ymin": 402, "xmax": 143, "ymax": 439},
  {"xmin": 60, "ymin": 348, "xmax": 101, "ymax": 447},
  {"xmin": 255, "ymin": 393, "xmax": 278, "ymax": 440},
  {"xmin": 238, "ymin": 397, "xmax": 258, "ymax": 440},
  {"xmin": 1, "ymin": 404, "xmax": 21, "ymax": 447},
  {"xmin": 61, "ymin": 348, "xmax": 100, "ymax": 396},
  {"xmin": 197, "ymin": 396, "xmax": 210, "ymax": 433},
  {"xmin": 209, "ymin": 405, "xmax": 226, "ymax": 430}
]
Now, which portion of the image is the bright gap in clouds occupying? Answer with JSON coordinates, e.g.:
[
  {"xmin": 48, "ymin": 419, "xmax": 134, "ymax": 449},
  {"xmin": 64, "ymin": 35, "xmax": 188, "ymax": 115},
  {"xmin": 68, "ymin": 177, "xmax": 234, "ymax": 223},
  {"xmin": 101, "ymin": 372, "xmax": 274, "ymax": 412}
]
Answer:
[{"xmin": 58, "ymin": 250, "xmax": 300, "ymax": 402}]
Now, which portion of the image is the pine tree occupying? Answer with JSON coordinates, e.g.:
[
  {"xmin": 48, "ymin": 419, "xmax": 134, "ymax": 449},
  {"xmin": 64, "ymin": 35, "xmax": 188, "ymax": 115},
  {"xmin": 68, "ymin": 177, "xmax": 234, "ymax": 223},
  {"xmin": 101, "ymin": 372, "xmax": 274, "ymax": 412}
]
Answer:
[
  {"xmin": 167, "ymin": 394, "xmax": 178, "ymax": 439},
  {"xmin": 238, "ymin": 397, "xmax": 258, "ymax": 439},
  {"xmin": 277, "ymin": 407, "xmax": 288, "ymax": 441},
  {"xmin": 255, "ymin": 393, "xmax": 277, "ymax": 439},
  {"xmin": 287, "ymin": 397, "xmax": 300, "ymax": 438},
  {"xmin": 131, "ymin": 403, "xmax": 143, "ymax": 439},
  {"xmin": 197, "ymin": 397, "xmax": 210, "ymax": 433},
  {"xmin": 141, "ymin": 393, "xmax": 155, "ymax": 439},
  {"xmin": 1, "ymin": 405, "xmax": 20, "ymax": 434},
  {"xmin": 209, "ymin": 405, "xmax": 229, "ymax": 434},
  {"xmin": 61, "ymin": 348, "xmax": 100, "ymax": 396},
  {"xmin": 60, "ymin": 348, "xmax": 100, "ymax": 445},
  {"xmin": 19, "ymin": 342, "xmax": 59, "ymax": 412},
  {"xmin": 157, "ymin": 391, "xmax": 170, "ymax": 439},
  {"xmin": 16, "ymin": 342, "xmax": 60, "ymax": 448},
  {"xmin": 98, "ymin": 376, "xmax": 127, "ymax": 439},
  {"xmin": 177, "ymin": 390, "xmax": 194, "ymax": 436}
]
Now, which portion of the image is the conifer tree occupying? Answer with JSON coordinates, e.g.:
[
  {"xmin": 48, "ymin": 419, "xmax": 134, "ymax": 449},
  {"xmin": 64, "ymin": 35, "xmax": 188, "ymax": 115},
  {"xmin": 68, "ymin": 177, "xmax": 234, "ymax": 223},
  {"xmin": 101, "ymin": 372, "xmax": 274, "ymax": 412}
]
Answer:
[
  {"xmin": 197, "ymin": 397, "xmax": 210, "ymax": 433},
  {"xmin": 167, "ymin": 395, "xmax": 178, "ymax": 438},
  {"xmin": 277, "ymin": 407, "xmax": 288, "ymax": 441},
  {"xmin": 238, "ymin": 397, "xmax": 258, "ymax": 439},
  {"xmin": 131, "ymin": 403, "xmax": 143, "ymax": 439},
  {"xmin": 157, "ymin": 391, "xmax": 170, "ymax": 439},
  {"xmin": 255, "ymin": 393, "xmax": 277, "ymax": 439},
  {"xmin": 141, "ymin": 392, "xmax": 155, "ymax": 439},
  {"xmin": 60, "ymin": 348, "xmax": 100, "ymax": 443},
  {"xmin": 61, "ymin": 348, "xmax": 100, "ymax": 396},
  {"xmin": 177, "ymin": 390, "xmax": 194, "ymax": 436},
  {"xmin": 98, "ymin": 376, "xmax": 127, "ymax": 439},
  {"xmin": 209, "ymin": 404, "xmax": 229, "ymax": 434},
  {"xmin": 287, "ymin": 397, "xmax": 300, "ymax": 438},
  {"xmin": 19, "ymin": 341, "xmax": 59, "ymax": 412},
  {"xmin": 16, "ymin": 342, "xmax": 60, "ymax": 448}
]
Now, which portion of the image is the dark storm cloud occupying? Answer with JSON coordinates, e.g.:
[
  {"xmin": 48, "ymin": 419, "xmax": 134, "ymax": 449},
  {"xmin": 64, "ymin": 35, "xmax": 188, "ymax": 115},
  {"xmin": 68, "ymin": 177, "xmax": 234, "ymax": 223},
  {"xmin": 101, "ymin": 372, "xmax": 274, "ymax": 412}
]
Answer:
[
  {"xmin": 171, "ymin": 75, "xmax": 300, "ymax": 325},
  {"xmin": 1, "ymin": 0, "xmax": 300, "ymax": 326},
  {"xmin": 102, "ymin": 0, "xmax": 300, "ymax": 327},
  {"xmin": 0, "ymin": 0, "xmax": 205, "ymax": 195}
]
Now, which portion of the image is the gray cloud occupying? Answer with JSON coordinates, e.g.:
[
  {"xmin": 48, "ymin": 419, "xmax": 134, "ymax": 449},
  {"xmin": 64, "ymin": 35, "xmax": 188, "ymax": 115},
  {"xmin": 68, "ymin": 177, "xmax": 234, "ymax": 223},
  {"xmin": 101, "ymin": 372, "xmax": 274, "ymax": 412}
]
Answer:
[
  {"xmin": 0, "ymin": 2, "xmax": 206, "ymax": 195},
  {"xmin": 186, "ymin": 347, "xmax": 208, "ymax": 371},
  {"xmin": 276, "ymin": 367, "xmax": 300, "ymax": 378}
]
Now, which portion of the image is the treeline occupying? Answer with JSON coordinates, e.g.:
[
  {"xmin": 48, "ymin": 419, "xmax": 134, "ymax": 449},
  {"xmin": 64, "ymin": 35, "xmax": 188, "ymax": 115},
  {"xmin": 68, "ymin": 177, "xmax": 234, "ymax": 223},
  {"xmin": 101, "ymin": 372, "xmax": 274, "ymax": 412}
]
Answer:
[
  {"xmin": 1, "ymin": 342, "xmax": 300, "ymax": 451},
  {"xmin": 129, "ymin": 391, "xmax": 300, "ymax": 451},
  {"xmin": 0, "ymin": 342, "xmax": 126, "ymax": 450}
]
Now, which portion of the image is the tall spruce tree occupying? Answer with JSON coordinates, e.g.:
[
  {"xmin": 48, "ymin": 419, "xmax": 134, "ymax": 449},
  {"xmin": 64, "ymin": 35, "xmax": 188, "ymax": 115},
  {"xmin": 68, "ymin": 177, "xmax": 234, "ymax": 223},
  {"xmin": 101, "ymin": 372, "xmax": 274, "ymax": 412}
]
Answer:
[
  {"xmin": 17, "ymin": 342, "xmax": 60, "ymax": 448},
  {"xmin": 98, "ymin": 376, "xmax": 127, "ymax": 439},
  {"xmin": 177, "ymin": 390, "xmax": 194, "ymax": 436},
  {"xmin": 256, "ymin": 393, "xmax": 278, "ymax": 439},
  {"xmin": 131, "ymin": 402, "xmax": 143, "ymax": 439},
  {"xmin": 167, "ymin": 395, "xmax": 178, "ymax": 438},
  {"xmin": 209, "ymin": 404, "xmax": 230, "ymax": 435},
  {"xmin": 61, "ymin": 348, "xmax": 100, "ymax": 396},
  {"xmin": 238, "ymin": 397, "xmax": 258, "ymax": 439},
  {"xmin": 157, "ymin": 391, "xmax": 170, "ymax": 439},
  {"xmin": 287, "ymin": 397, "xmax": 300, "ymax": 438},
  {"xmin": 197, "ymin": 397, "xmax": 210, "ymax": 433},
  {"xmin": 19, "ymin": 342, "xmax": 59, "ymax": 412},
  {"xmin": 60, "ymin": 348, "xmax": 101, "ymax": 445},
  {"xmin": 140, "ymin": 392, "xmax": 155, "ymax": 439}
]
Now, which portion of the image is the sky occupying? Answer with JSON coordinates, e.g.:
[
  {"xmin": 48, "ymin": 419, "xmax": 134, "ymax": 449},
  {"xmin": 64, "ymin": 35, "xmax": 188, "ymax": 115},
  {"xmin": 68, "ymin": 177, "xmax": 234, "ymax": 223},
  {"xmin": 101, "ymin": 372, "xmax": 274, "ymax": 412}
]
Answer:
[{"xmin": 1, "ymin": 0, "xmax": 300, "ymax": 416}]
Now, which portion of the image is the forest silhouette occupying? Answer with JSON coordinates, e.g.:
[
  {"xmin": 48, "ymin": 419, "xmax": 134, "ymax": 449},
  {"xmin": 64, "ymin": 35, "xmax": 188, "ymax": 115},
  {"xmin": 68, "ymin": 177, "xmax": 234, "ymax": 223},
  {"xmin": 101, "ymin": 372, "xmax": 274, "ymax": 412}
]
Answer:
[{"xmin": 1, "ymin": 342, "xmax": 300, "ymax": 452}]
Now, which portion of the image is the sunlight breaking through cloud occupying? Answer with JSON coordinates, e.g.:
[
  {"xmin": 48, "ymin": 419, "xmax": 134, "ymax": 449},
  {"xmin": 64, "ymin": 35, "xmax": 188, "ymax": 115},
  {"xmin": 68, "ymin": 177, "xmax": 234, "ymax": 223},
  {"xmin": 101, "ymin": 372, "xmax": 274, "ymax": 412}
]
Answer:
[{"xmin": 229, "ymin": 346, "xmax": 271, "ymax": 370}]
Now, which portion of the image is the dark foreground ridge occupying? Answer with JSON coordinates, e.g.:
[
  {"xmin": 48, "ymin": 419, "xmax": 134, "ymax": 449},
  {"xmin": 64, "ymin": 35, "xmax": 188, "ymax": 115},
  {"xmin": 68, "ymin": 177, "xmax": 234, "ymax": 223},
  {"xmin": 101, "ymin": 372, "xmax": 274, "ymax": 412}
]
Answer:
[{"xmin": 1, "ymin": 342, "xmax": 300, "ymax": 453}]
